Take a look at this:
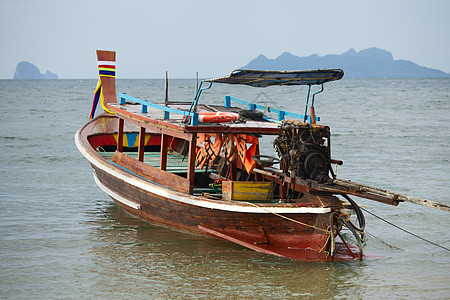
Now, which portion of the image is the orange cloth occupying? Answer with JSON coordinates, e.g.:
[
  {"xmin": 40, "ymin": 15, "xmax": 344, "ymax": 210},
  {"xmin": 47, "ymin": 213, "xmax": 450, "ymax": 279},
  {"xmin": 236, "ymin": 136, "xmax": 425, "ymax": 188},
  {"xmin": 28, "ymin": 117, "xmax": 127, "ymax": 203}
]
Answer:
[
  {"xmin": 234, "ymin": 134, "xmax": 258, "ymax": 173},
  {"xmin": 196, "ymin": 133, "xmax": 223, "ymax": 169}
]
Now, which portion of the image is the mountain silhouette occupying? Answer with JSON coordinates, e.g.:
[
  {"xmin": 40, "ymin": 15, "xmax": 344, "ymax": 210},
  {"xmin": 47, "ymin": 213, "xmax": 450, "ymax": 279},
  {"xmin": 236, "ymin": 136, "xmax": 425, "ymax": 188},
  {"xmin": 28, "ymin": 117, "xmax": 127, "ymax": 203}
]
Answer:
[
  {"xmin": 242, "ymin": 48, "xmax": 449, "ymax": 78},
  {"xmin": 14, "ymin": 61, "xmax": 58, "ymax": 79}
]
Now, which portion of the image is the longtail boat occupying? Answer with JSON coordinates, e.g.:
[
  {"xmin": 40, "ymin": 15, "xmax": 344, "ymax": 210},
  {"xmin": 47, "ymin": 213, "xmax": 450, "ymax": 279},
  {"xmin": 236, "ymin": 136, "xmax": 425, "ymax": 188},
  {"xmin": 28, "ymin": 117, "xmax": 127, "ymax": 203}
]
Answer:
[{"xmin": 75, "ymin": 50, "xmax": 450, "ymax": 262}]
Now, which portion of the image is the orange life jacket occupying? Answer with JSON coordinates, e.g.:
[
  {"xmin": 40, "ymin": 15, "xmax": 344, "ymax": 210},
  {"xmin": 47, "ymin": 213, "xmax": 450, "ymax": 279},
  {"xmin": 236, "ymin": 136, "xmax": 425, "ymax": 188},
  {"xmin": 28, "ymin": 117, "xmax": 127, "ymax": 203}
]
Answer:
[
  {"xmin": 234, "ymin": 134, "xmax": 259, "ymax": 173},
  {"xmin": 196, "ymin": 133, "xmax": 223, "ymax": 169}
]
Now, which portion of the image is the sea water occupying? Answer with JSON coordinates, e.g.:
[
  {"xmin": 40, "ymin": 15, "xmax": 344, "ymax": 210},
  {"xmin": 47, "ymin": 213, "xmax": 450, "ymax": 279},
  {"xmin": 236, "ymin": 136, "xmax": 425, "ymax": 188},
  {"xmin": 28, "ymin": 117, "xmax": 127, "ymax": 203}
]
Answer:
[{"xmin": 0, "ymin": 78, "xmax": 449, "ymax": 299}]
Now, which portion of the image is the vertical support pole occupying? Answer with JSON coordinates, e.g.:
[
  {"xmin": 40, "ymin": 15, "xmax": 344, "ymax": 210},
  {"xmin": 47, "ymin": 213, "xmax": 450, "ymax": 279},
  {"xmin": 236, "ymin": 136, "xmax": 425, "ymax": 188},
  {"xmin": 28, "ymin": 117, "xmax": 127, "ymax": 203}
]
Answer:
[
  {"xmin": 280, "ymin": 182, "xmax": 287, "ymax": 200},
  {"xmin": 304, "ymin": 85, "xmax": 311, "ymax": 122},
  {"xmin": 279, "ymin": 161, "xmax": 286, "ymax": 199},
  {"xmin": 119, "ymin": 93, "xmax": 126, "ymax": 104},
  {"xmin": 164, "ymin": 71, "xmax": 169, "ymax": 106},
  {"xmin": 187, "ymin": 134, "xmax": 196, "ymax": 195},
  {"xmin": 164, "ymin": 111, "xmax": 170, "ymax": 120},
  {"xmin": 138, "ymin": 127, "xmax": 146, "ymax": 162},
  {"xmin": 310, "ymin": 84, "xmax": 323, "ymax": 124},
  {"xmin": 141, "ymin": 102, "xmax": 148, "ymax": 113},
  {"xmin": 310, "ymin": 106, "xmax": 316, "ymax": 124},
  {"xmin": 160, "ymin": 134, "xmax": 168, "ymax": 171},
  {"xmin": 254, "ymin": 143, "xmax": 261, "ymax": 181},
  {"xmin": 117, "ymin": 118, "xmax": 124, "ymax": 153},
  {"xmin": 195, "ymin": 72, "xmax": 199, "ymax": 94},
  {"xmin": 229, "ymin": 161, "xmax": 235, "ymax": 181},
  {"xmin": 190, "ymin": 112, "xmax": 199, "ymax": 126},
  {"xmin": 224, "ymin": 96, "xmax": 231, "ymax": 108}
]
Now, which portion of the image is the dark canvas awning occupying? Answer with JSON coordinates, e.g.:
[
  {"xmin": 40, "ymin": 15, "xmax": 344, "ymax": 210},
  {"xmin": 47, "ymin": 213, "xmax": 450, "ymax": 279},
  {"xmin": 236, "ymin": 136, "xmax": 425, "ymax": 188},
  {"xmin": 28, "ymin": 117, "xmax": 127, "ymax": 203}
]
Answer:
[{"xmin": 206, "ymin": 69, "xmax": 344, "ymax": 87}]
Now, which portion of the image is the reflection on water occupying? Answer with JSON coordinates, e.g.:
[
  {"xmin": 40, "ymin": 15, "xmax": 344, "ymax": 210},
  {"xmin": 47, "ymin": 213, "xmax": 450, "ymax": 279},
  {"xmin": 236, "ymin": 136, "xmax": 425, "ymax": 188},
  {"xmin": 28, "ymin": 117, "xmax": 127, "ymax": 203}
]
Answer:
[{"xmin": 85, "ymin": 202, "xmax": 367, "ymax": 299}]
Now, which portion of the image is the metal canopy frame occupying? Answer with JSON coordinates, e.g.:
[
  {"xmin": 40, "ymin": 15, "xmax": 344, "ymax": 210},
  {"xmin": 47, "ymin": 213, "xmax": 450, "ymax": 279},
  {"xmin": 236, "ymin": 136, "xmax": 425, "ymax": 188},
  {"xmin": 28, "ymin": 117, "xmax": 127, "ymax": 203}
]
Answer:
[
  {"xmin": 186, "ymin": 68, "xmax": 343, "ymax": 124},
  {"xmin": 206, "ymin": 69, "xmax": 344, "ymax": 87}
]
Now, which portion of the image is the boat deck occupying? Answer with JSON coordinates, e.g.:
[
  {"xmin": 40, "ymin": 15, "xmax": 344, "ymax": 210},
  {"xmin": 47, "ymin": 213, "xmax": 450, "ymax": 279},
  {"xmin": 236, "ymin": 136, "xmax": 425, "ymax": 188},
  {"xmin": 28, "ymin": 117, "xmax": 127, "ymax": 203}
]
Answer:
[{"xmin": 106, "ymin": 102, "xmax": 282, "ymax": 135}]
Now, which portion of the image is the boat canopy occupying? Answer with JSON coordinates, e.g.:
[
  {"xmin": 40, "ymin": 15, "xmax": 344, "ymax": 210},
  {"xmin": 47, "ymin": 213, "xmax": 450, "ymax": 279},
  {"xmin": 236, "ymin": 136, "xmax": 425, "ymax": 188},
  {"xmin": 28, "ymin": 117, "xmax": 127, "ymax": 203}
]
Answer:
[{"xmin": 206, "ymin": 69, "xmax": 344, "ymax": 87}]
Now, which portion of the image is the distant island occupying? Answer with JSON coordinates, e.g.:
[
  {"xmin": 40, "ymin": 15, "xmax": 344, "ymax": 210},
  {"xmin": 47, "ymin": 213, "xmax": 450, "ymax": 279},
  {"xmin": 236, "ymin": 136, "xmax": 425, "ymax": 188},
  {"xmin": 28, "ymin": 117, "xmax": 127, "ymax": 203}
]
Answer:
[
  {"xmin": 242, "ymin": 48, "xmax": 450, "ymax": 78},
  {"xmin": 13, "ymin": 61, "xmax": 58, "ymax": 79}
]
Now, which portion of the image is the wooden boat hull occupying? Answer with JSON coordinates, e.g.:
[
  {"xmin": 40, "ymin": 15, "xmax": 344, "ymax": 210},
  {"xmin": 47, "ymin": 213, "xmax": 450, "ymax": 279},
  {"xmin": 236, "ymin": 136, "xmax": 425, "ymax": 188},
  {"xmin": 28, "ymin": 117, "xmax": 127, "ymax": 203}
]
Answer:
[{"xmin": 75, "ymin": 115, "xmax": 361, "ymax": 261}]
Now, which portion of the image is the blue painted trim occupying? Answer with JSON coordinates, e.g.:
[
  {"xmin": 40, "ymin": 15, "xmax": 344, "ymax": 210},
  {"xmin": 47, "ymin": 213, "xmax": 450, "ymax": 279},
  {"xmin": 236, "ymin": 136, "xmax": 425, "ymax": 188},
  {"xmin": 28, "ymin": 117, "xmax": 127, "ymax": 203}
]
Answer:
[
  {"xmin": 224, "ymin": 95, "xmax": 232, "ymax": 108},
  {"xmin": 99, "ymin": 70, "xmax": 115, "ymax": 76},
  {"xmin": 119, "ymin": 92, "xmax": 126, "ymax": 104},
  {"xmin": 184, "ymin": 81, "xmax": 213, "ymax": 123},
  {"xmin": 304, "ymin": 85, "xmax": 312, "ymax": 122},
  {"xmin": 125, "ymin": 133, "xmax": 138, "ymax": 147},
  {"xmin": 311, "ymin": 84, "xmax": 324, "ymax": 107},
  {"xmin": 224, "ymin": 96, "xmax": 319, "ymax": 122},
  {"xmin": 164, "ymin": 111, "xmax": 170, "ymax": 119},
  {"xmin": 118, "ymin": 93, "xmax": 199, "ymax": 125}
]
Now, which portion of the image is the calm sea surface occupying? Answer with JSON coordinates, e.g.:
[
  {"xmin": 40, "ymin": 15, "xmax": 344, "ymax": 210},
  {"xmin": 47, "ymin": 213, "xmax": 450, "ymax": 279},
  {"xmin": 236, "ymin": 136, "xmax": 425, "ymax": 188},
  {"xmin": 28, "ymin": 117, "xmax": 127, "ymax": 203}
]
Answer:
[{"xmin": 1, "ymin": 78, "xmax": 449, "ymax": 299}]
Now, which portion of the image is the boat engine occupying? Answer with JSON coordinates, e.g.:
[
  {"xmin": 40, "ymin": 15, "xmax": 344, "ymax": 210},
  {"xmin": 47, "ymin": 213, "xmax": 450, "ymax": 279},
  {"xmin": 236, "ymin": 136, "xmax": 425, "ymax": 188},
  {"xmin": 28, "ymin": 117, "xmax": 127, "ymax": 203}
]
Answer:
[{"xmin": 274, "ymin": 120, "xmax": 332, "ymax": 183}]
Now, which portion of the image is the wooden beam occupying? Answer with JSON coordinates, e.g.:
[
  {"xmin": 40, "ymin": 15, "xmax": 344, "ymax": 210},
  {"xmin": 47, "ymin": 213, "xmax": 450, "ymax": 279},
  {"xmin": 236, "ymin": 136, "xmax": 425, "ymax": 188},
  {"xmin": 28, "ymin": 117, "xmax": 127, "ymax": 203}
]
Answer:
[
  {"xmin": 164, "ymin": 71, "xmax": 168, "ymax": 106},
  {"xmin": 117, "ymin": 118, "xmax": 124, "ymax": 152},
  {"xmin": 333, "ymin": 179, "xmax": 450, "ymax": 211},
  {"xmin": 113, "ymin": 151, "xmax": 190, "ymax": 194},
  {"xmin": 96, "ymin": 50, "xmax": 116, "ymax": 105},
  {"xmin": 187, "ymin": 134, "xmax": 197, "ymax": 195},
  {"xmin": 160, "ymin": 134, "xmax": 168, "ymax": 171},
  {"xmin": 138, "ymin": 127, "xmax": 146, "ymax": 162}
]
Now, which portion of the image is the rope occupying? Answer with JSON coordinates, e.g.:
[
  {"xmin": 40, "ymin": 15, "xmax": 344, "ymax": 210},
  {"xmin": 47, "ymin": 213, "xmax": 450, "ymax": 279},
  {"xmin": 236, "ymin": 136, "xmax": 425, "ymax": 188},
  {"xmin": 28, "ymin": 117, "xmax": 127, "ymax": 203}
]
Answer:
[
  {"xmin": 243, "ymin": 202, "xmax": 337, "ymax": 257},
  {"xmin": 243, "ymin": 201, "xmax": 329, "ymax": 233},
  {"xmin": 167, "ymin": 136, "xmax": 176, "ymax": 154},
  {"xmin": 365, "ymin": 231, "xmax": 404, "ymax": 251},
  {"xmin": 361, "ymin": 207, "xmax": 450, "ymax": 252},
  {"xmin": 318, "ymin": 232, "xmax": 332, "ymax": 256}
]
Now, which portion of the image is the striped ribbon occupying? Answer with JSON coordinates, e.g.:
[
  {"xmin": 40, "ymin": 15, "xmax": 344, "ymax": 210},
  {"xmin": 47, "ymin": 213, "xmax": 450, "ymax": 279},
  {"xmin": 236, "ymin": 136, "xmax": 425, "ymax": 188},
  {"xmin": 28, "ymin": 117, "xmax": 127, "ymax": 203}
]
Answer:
[{"xmin": 98, "ymin": 60, "xmax": 116, "ymax": 77}]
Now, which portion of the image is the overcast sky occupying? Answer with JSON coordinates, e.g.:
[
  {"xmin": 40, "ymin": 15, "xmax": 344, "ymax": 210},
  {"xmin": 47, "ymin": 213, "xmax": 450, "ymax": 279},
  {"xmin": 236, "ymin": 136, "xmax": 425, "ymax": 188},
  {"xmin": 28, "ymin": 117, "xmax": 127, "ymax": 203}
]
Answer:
[{"xmin": 1, "ymin": 0, "xmax": 449, "ymax": 79}]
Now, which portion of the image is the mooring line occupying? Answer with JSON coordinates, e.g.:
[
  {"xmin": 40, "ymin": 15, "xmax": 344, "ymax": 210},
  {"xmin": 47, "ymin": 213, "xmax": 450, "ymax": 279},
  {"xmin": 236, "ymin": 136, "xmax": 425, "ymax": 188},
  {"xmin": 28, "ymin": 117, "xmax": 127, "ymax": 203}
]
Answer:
[
  {"xmin": 243, "ymin": 202, "xmax": 329, "ymax": 233},
  {"xmin": 365, "ymin": 231, "xmax": 404, "ymax": 251},
  {"xmin": 360, "ymin": 207, "xmax": 450, "ymax": 252}
]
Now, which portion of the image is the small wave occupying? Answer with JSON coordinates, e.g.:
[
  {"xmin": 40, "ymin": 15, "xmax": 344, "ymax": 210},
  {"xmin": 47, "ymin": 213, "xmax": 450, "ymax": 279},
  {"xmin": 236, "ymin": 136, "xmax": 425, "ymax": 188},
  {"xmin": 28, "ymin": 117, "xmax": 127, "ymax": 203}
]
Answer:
[{"xmin": 0, "ymin": 136, "xmax": 30, "ymax": 141}]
